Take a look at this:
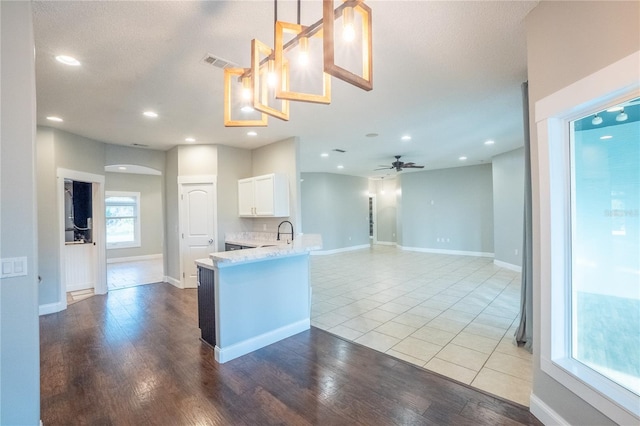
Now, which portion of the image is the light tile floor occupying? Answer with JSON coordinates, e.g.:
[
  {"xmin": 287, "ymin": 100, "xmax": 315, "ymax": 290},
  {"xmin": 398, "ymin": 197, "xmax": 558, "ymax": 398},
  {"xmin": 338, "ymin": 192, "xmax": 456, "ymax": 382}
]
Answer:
[
  {"xmin": 107, "ymin": 257, "xmax": 164, "ymax": 290},
  {"xmin": 310, "ymin": 245, "xmax": 533, "ymax": 406}
]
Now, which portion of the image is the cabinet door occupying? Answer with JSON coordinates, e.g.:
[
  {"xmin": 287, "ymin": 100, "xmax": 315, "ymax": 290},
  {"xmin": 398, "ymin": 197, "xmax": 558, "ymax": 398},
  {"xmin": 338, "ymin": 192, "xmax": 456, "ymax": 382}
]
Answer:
[
  {"xmin": 238, "ymin": 178, "xmax": 255, "ymax": 216},
  {"xmin": 254, "ymin": 175, "xmax": 275, "ymax": 216}
]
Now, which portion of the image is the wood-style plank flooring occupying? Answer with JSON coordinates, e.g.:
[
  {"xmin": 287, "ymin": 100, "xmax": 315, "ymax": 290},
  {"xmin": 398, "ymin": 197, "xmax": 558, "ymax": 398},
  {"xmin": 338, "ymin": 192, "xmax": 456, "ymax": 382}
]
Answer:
[{"xmin": 40, "ymin": 283, "xmax": 541, "ymax": 425}]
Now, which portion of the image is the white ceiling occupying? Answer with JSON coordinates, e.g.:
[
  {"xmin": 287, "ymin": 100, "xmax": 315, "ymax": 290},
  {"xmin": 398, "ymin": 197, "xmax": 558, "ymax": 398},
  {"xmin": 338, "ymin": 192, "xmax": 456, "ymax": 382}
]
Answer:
[{"xmin": 33, "ymin": 0, "xmax": 538, "ymax": 178}]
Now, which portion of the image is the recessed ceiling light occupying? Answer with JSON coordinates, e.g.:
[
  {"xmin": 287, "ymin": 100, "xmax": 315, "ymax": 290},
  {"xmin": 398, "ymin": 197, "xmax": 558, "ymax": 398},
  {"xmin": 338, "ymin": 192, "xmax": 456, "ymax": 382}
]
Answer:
[
  {"xmin": 600, "ymin": 135, "xmax": 613, "ymax": 140},
  {"xmin": 401, "ymin": 135, "xmax": 411, "ymax": 141},
  {"xmin": 459, "ymin": 156, "xmax": 467, "ymax": 161},
  {"xmin": 247, "ymin": 131, "xmax": 257, "ymax": 136},
  {"xmin": 46, "ymin": 116, "xmax": 63, "ymax": 122},
  {"xmin": 118, "ymin": 166, "xmax": 127, "ymax": 170},
  {"xmin": 320, "ymin": 153, "xmax": 329, "ymax": 157},
  {"xmin": 143, "ymin": 111, "xmax": 158, "ymax": 118},
  {"xmin": 365, "ymin": 133, "xmax": 379, "ymax": 138},
  {"xmin": 484, "ymin": 140, "xmax": 495, "ymax": 145},
  {"xmin": 337, "ymin": 165, "xmax": 344, "ymax": 169},
  {"xmin": 185, "ymin": 137, "xmax": 196, "ymax": 142},
  {"xmin": 55, "ymin": 55, "xmax": 80, "ymax": 66},
  {"xmin": 606, "ymin": 106, "xmax": 623, "ymax": 112}
]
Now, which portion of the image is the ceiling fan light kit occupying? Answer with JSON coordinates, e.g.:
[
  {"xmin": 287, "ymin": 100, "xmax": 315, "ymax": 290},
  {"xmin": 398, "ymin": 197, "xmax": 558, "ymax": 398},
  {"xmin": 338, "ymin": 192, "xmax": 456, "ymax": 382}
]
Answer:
[{"xmin": 223, "ymin": 0, "xmax": 373, "ymax": 127}]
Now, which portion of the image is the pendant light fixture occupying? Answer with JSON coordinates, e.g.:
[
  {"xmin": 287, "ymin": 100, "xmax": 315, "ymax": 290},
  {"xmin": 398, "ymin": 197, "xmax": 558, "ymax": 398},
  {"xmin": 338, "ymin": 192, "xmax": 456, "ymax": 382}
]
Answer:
[
  {"xmin": 592, "ymin": 114, "xmax": 603, "ymax": 125},
  {"xmin": 222, "ymin": 0, "xmax": 373, "ymax": 127},
  {"xmin": 616, "ymin": 109, "xmax": 628, "ymax": 122}
]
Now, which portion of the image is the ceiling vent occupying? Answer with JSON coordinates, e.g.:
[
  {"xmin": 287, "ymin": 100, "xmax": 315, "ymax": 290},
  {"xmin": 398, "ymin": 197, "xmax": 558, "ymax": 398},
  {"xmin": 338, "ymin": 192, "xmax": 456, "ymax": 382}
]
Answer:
[
  {"xmin": 332, "ymin": 149, "xmax": 347, "ymax": 153},
  {"xmin": 201, "ymin": 53, "xmax": 237, "ymax": 69}
]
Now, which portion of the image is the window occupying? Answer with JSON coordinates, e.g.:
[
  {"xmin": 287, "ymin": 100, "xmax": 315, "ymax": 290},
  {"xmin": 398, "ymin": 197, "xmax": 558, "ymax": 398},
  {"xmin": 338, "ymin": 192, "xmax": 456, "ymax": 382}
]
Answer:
[
  {"xmin": 105, "ymin": 191, "xmax": 140, "ymax": 249},
  {"xmin": 570, "ymin": 101, "xmax": 639, "ymax": 397},
  {"xmin": 536, "ymin": 51, "xmax": 639, "ymax": 425}
]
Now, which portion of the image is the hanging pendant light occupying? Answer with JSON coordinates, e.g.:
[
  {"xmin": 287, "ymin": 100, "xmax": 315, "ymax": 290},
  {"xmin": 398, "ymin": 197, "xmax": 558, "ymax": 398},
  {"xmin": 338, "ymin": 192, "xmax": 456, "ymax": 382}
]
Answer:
[
  {"xmin": 616, "ymin": 109, "xmax": 628, "ymax": 122},
  {"xmin": 592, "ymin": 114, "xmax": 603, "ymax": 125},
  {"xmin": 223, "ymin": 67, "xmax": 268, "ymax": 127}
]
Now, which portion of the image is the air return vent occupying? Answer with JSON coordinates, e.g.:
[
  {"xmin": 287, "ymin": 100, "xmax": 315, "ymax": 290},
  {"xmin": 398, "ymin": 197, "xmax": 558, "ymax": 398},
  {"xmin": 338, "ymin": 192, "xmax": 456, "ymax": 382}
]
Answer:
[
  {"xmin": 332, "ymin": 149, "xmax": 347, "ymax": 153},
  {"xmin": 201, "ymin": 53, "xmax": 237, "ymax": 69}
]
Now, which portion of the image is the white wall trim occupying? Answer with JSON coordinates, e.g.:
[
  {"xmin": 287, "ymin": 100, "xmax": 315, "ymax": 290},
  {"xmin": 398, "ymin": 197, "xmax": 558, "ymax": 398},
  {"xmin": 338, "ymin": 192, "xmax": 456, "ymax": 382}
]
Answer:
[
  {"xmin": 214, "ymin": 319, "xmax": 309, "ymax": 363},
  {"xmin": 310, "ymin": 244, "xmax": 370, "ymax": 255},
  {"xmin": 107, "ymin": 253, "xmax": 163, "ymax": 264},
  {"xmin": 398, "ymin": 245, "xmax": 494, "ymax": 258},
  {"xmin": 39, "ymin": 301, "xmax": 66, "ymax": 316},
  {"xmin": 165, "ymin": 276, "xmax": 182, "ymax": 288},
  {"xmin": 493, "ymin": 260, "xmax": 522, "ymax": 273},
  {"xmin": 530, "ymin": 393, "xmax": 570, "ymax": 426},
  {"xmin": 177, "ymin": 175, "xmax": 216, "ymax": 185},
  {"xmin": 375, "ymin": 241, "xmax": 396, "ymax": 246}
]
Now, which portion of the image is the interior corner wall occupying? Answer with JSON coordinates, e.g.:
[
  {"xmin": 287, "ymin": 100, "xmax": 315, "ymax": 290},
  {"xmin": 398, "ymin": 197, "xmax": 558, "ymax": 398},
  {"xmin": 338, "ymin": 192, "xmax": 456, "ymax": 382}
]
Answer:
[
  {"xmin": 301, "ymin": 173, "xmax": 369, "ymax": 251},
  {"xmin": 526, "ymin": 1, "xmax": 640, "ymax": 425},
  {"xmin": 0, "ymin": 1, "xmax": 41, "ymax": 423},
  {"xmin": 251, "ymin": 137, "xmax": 301, "ymax": 233},
  {"xmin": 216, "ymin": 145, "xmax": 252, "ymax": 250},
  {"xmin": 105, "ymin": 173, "xmax": 164, "ymax": 259},
  {"xmin": 398, "ymin": 165, "xmax": 494, "ymax": 253},
  {"xmin": 164, "ymin": 146, "xmax": 180, "ymax": 281},
  {"xmin": 492, "ymin": 148, "xmax": 525, "ymax": 267}
]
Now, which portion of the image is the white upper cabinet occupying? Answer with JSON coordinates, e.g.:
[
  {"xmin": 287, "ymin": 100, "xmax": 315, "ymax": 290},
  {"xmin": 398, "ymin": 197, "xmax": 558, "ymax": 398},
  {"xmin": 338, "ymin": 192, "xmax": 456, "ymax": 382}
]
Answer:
[{"xmin": 238, "ymin": 173, "xmax": 290, "ymax": 217}]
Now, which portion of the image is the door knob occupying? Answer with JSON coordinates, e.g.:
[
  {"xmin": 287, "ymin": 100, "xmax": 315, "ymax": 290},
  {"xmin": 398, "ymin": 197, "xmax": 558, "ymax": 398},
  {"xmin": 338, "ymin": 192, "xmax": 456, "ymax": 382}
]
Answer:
[{"xmin": 208, "ymin": 239, "xmax": 214, "ymax": 245}]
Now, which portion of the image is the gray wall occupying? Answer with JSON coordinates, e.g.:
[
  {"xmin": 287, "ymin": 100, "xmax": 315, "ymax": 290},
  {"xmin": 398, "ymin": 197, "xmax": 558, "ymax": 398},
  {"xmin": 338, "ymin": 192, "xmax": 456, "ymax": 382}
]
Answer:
[
  {"xmin": 398, "ymin": 165, "xmax": 494, "ymax": 254},
  {"xmin": 251, "ymin": 137, "xmax": 301, "ymax": 233},
  {"xmin": 526, "ymin": 1, "xmax": 639, "ymax": 425},
  {"xmin": 106, "ymin": 144, "xmax": 165, "ymax": 172},
  {"xmin": 0, "ymin": 1, "xmax": 40, "ymax": 423},
  {"xmin": 105, "ymin": 172, "xmax": 164, "ymax": 259},
  {"xmin": 217, "ymin": 145, "xmax": 252, "ymax": 250},
  {"xmin": 301, "ymin": 173, "xmax": 369, "ymax": 251},
  {"xmin": 372, "ymin": 178, "xmax": 398, "ymax": 243},
  {"xmin": 492, "ymin": 148, "xmax": 524, "ymax": 267}
]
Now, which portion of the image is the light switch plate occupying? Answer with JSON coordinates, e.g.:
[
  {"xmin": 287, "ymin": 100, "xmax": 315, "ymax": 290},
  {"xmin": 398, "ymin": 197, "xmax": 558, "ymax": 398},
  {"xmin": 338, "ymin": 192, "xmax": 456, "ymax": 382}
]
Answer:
[{"xmin": 0, "ymin": 257, "xmax": 27, "ymax": 279}]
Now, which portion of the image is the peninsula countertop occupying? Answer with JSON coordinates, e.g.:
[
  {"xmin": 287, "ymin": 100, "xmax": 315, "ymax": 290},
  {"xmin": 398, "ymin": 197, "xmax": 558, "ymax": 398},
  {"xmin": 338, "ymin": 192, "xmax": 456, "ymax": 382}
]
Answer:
[{"xmin": 197, "ymin": 234, "xmax": 322, "ymax": 268}]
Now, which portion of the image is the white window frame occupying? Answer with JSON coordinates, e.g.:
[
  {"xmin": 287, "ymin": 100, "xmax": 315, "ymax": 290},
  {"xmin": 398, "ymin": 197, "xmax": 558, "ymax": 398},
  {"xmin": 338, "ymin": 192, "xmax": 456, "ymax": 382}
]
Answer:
[
  {"xmin": 535, "ymin": 51, "xmax": 640, "ymax": 425},
  {"xmin": 105, "ymin": 190, "xmax": 141, "ymax": 249}
]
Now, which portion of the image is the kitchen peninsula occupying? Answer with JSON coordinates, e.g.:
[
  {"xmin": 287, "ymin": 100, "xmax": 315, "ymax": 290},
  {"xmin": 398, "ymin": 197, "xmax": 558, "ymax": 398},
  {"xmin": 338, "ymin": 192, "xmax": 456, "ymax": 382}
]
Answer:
[{"xmin": 195, "ymin": 233, "xmax": 321, "ymax": 363}]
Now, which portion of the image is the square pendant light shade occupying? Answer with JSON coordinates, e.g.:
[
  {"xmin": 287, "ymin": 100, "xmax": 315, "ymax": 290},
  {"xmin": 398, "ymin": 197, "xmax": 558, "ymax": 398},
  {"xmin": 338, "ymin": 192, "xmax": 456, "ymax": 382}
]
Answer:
[
  {"xmin": 252, "ymin": 39, "xmax": 290, "ymax": 121},
  {"xmin": 223, "ymin": 67, "xmax": 268, "ymax": 127},
  {"xmin": 275, "ymin": 21, "xmax": 331, "ymax": 104},
  {"xmin": 323, "ymin": 0, "xmax": 373, "ymax": 91}
]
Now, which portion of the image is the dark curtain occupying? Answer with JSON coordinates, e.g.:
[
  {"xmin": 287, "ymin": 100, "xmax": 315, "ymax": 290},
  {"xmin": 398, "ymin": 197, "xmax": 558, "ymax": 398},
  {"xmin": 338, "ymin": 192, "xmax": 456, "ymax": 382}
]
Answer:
[{"xmin": 515, "ymin": 81, "xmax": 533, "ymax": 352}]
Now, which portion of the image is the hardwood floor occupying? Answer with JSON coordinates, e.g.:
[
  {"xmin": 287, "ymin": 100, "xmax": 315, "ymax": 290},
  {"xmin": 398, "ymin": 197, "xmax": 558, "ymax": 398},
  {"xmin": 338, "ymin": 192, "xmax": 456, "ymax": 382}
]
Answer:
[{"xmin": 40, "ymin": 283, "xmax": 541, "ymax": 425}]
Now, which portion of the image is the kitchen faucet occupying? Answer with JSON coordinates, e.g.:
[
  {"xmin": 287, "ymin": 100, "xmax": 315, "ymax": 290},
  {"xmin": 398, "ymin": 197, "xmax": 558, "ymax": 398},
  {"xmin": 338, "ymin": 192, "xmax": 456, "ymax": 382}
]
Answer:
[{"xmin": 277, "ymin": 220, "xmax": 294, "ymax": 242}]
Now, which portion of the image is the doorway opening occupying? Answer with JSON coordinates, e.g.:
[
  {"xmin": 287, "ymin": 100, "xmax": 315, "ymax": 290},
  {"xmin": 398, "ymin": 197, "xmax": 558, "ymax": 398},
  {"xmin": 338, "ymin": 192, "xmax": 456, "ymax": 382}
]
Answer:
[{"xmin": 369, "ymin": 194, "xmax": 377, "ymax": 244}]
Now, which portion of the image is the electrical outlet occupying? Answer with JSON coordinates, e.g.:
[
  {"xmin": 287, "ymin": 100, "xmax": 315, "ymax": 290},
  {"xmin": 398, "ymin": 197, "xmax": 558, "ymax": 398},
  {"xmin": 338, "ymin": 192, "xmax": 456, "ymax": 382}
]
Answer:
[
  {"xmin": 348, "ymin": 236, "xmax": 352, "ymax": 241},
  {"xmin": 446, "ymin": 238, "xmax": 450, "ymax": 243},
  {"xmin": 437, "ymin": 238, "xmax": 440, "ymax": 242},
  {"xmin": 514, "ymin": 248, "xmax": 519, "ymax": 256},
  {"xmin": 1, "ymin": 257, "xmax": 27, "ymax": 279}
]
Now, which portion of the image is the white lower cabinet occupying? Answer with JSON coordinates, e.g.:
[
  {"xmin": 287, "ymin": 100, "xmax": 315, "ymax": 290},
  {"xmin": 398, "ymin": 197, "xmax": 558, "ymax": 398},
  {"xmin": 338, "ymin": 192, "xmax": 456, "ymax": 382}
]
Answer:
[{"xmin": 238, "ymin": 173, "xmax": 290, "ymax": 217}]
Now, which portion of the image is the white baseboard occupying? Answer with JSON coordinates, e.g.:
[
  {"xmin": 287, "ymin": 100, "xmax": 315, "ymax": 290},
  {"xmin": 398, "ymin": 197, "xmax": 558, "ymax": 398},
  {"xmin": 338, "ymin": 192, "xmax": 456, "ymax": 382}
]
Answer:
[
  {"xmin": 494, "ymin": 259, "xmax": 522, "ymax": 273},
  {"xmin": 165, "ymin": 276, "xmax": 182, "ymax": 288},
  {"xmin": 214, "ymin": 318, "xmax": 310, "ymax": 363},
  {"xmin": 65, "ymin": 283, "xmax": 95, "ymax": 292},
  {"xmin": 398, "ymin": 245, "xmax": 494, "ymax": 258},
  {"xmin": 375, "ymin": 241, "xmax": 397, "ymax": 246},
  {"xmin": 39, "ymin": 301, "xmax": 65, "ymax": 316},
  {"xmin": 107, "ymin": 253, "xmax": 163, "ymax": 264},
  {"xmin": 530, "ymin": 393, "xmax": 569, "ymax": 426},
  {"xmin": 311, "ymin": 244, "xmax": 370, "ymax": 255}
]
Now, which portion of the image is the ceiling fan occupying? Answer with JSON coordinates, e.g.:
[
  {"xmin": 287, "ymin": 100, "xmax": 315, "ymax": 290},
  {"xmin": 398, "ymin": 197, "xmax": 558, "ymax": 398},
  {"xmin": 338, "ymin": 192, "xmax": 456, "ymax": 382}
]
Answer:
[{"xmin": 376, "ymin": 155, "xmax": 425, "ymax": 172}]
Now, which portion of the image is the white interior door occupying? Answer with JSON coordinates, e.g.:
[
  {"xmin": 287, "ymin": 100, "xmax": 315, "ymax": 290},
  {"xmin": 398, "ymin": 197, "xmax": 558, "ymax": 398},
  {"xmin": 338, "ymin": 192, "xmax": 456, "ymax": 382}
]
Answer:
[{"xmin": 180, "ymin": 182, "xmax": 216, "ymax": 288}]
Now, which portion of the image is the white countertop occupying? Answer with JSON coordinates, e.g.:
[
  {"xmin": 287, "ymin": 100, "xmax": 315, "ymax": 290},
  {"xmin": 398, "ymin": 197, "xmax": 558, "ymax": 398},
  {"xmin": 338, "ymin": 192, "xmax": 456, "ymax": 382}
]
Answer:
[{"xmin": 196, "ymin": 234, "xmax": 322, "ymax": 268}]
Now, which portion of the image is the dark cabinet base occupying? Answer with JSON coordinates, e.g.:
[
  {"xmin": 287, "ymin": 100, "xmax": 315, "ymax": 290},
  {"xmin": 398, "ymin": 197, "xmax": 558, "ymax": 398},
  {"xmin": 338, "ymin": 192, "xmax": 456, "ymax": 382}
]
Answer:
[{"xmin": 197, "ymin": 266, "xmax": 216, "ymax": 346}]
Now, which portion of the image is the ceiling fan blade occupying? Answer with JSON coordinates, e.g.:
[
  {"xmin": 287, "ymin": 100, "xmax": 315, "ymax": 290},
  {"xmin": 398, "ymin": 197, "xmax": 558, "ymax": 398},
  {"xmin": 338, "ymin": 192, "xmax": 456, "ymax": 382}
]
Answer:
[
  {"xmin": 374, "ymin": 167, "xmax": 392, "ymax": 170},
  {"xmin": 403, "ymin": 162, "xmax": 416, "ymax": 166},
  {"xmin": 403, "ymin": 165, "xmax": 424, "ymax": 168}
]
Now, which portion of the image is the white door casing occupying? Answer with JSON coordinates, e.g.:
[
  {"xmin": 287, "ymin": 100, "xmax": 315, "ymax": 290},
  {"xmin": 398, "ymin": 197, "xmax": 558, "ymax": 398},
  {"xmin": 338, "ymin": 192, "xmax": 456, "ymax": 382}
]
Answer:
[{"xmin": 178, "ymin": 176, "xmax": 216, "ymax": 289}]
